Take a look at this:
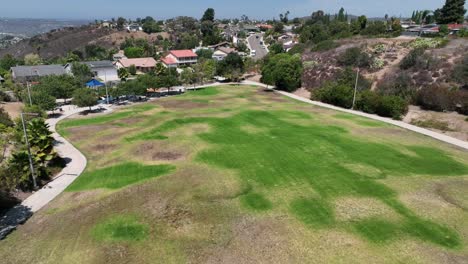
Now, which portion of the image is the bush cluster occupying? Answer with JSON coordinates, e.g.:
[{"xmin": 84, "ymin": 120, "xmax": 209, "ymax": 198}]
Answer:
[
  {"xmin": 312, "ymin": 69, "xmax": 409, "ymax": 119},
  {"xmin": 338, "ymin": 47, "xmax": 372, "ymax": 68},
  {"xmin": 416, "ymin": 85, "xmax": 467, "ymax": 115}
]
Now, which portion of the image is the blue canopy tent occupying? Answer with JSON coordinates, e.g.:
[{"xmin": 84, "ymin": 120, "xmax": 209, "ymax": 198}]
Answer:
[{"xmin": 86, "ymin": 79, "xmax": 105, "ymax": 88}]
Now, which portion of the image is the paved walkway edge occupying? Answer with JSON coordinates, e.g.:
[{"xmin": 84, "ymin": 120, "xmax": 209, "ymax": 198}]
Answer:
[
  {"xmin": 20, "ymin": 105, "xmax": 112, "ymax": 212},
  {"xmin": 275, "ymin": 90, "xmax": 468, "ymax": 151}
]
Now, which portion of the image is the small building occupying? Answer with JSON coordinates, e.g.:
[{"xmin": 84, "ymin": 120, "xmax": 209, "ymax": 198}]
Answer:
[
  {"xmin": 126, "ymin": 23, "xmax": 143, "ymax": 32},
  {"xmin": 161, "ymin": 50, "xmax": 198, "ymax": 68},
  {"xmin": 11, "ymin": 65, "xmax": 67, "ymax": 83},
  {"xmin": 212, "ymin": 47, "xmax": 237, "ymax": 61},
  {"xmin": 115, "ymin": 57, "xmax": 158, "ymax": 73},
  {"xmin": 112, "ymin": 50, "xmax": 127, "ymax": 61},
  {"xmin": 65, "ymin": 60, "xmax": 119, "ymax": 82}
]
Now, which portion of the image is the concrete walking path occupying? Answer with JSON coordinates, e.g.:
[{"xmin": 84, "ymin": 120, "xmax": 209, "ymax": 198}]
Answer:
[
  {"xmin": 21, "ymin": 105, "xmax": 111, "ymax": 212},
  {"xmin": 241, "ymin": 80, "xmax": 468, "ymax": 150}
]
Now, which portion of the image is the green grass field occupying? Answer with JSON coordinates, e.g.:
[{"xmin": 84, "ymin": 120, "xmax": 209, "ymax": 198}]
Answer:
[{"xmin": 1, "ymin": 85, "xmax": 467, "ymax": 263}]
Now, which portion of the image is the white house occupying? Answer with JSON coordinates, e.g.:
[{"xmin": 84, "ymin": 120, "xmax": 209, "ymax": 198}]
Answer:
[{"xmin": 65, "ymin": 60, "xmax": 119, "ymax": 82}]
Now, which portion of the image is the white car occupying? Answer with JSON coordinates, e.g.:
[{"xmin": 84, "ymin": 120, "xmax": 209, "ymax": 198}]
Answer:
[{"xmin": 250, "ymin": 50, "xmax": 256, "ymax": 56}]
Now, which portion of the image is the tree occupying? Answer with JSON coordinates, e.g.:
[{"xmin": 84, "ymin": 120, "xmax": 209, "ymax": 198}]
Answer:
[
  {"xmin": 72, "ymin": 88, "xmax": 97, "ymax": 110},
  {"xmin": 0, "ymin": 54, "xmax": 22, "ymax": 71},
  {"xmin": 24, "ymin": 53, "xmax": 42, "ymax": 66},
  {"xmin": 216, "ymin": 53, "xmax": 244, "ymax": 77},
  {"xmin": 202, "ymin": 8, "xmax": 215, "ymax": 22},
  {"xmin": 279, "ymin": 11, "xmax": 290, "ymax": 24},
  {"xmin": 142, "ymin": 20, "xmax": 161, "ymax": 33},
  {"xmin": 337, "ymin": 7, "xmax": 346, "ymax": 22},
  {"xmin": 269, "ymin": 43, "xmax": 285, "ymax": 54},
  {"xmin": 118, "ymin": 68, "xmax": 129, "ymax": 81},
  {"xmin": 261, "ymin": 53, "xmax": 303, "ymax": 92},
  {"xmin": 124, "ymin": 47, "xmax": 145, "ymax": 58},
  {"xmin": 117, "ymin": 17, "xmax": 126, "ymax": 30},
  {"xmin": 180, "ymin": 68, "xmax": 196, "ymax": 85},
  {"xmin": 71, "ymin": 62, "xmax": 93, "ymax": 84},
  {"xmin": 196, "ymin": 49, "xmax": 214, "ymax": 60},
  {"xmin": 26, "ymin": 118, "xmax": 56, "ymax": 170},
  {"xmin": 85, "ymin": 45, "xmax": 107, "ymax": 59},
  {"xmin": 30, "ymin": 91, "xmax": 56, "ymax": 111},
  {"xmin": 34, "ymin": 75, "xmax": 79, "ymax": 100},
  {"xmin": 128, "ymin": 64, "xmax": 137, "ymax": 75},
  {"xmin": 437, "ymin": 0, "xmax": 467, "ymax": 24}
]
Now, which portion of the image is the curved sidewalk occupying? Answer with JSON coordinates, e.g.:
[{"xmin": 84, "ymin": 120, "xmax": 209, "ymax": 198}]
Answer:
[
  {"xmin": 20, "ymin": 105, "xmax": 111, "ymax": 212},
  {"xmin": 240, "ymin": 80, "xmax": 468, "ymax": 151},
  {"xmin": 276, "ymin": 90, "xmax": 468, "ymax": 151}
]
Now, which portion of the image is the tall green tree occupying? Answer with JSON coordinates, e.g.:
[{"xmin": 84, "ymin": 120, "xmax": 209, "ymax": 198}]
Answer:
[
  {"xmin": 201, "ymin": 8, "xmax": 215, "ymax": 22},
  {"xmin": 437, "ymin": 0, "xmax": 467, "ymax": 24},
  {"xmin": 72, "ymin": 89, "xmax": 97, "ymax": 110},
  {"xmin": 261, "ymin": 53, "xmax": 303, "ymax": 92}
]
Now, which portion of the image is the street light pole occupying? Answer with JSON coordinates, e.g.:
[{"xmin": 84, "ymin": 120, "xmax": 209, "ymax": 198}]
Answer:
[
  {"xmin": 352, "ymin": 68, "xmax": 359, "ymax": 110},
  {"xmin": 26, "ymin": 82, "xmax": 33, "ymax": 106},
  {"xmin": 20, "ymin": 112, "xmax": 38, "ymax": 189}
]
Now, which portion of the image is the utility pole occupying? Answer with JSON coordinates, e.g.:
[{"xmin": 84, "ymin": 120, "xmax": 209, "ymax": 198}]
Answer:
[
  {"xmin": 352, "ymin": 68, "xmax": 359, "ymax": 110},
  {"xmin": 26, "ymin": 82, "xmax": 33, "ymax": 106},
  {"xmin": 104, "ymin": 71, "xmax": 109, "ymax": 104},
  {"xmin": 20, "ymin": 112, "xmax": 38, "ymax": 189}
]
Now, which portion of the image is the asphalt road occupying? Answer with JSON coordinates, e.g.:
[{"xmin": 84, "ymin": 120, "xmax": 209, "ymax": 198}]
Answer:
[{"xmin": 247, "ymin": 33, "xmax": 268, "ymax": 60}]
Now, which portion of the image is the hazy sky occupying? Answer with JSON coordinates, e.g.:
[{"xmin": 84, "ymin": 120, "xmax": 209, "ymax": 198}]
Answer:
[{"xmin": 2, "ymin": 0, "xmax": 465, "ymax": 20}]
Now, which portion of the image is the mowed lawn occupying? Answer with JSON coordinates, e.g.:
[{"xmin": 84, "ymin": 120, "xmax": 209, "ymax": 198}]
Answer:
[{"xmin": 1, "ymin": 85, "xmax": 468, "ymax": 263}]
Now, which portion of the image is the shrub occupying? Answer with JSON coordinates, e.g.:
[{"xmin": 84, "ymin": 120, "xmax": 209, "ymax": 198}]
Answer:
[
  {"xmin": 416, "ymin": 85, "xmax": 457, "ymax": 112},
  {"xmin": 0, "ymin": 90, "xmax": 11, "ymax": 102},
  {"xmin": 311, "ymin": 40, "xmax": 340, "ymax": 52},
  {"xmin": 0, "ymin": 107, "xmax": 13, "ymax": 127},
  {"xmin": 375, "ymin": 95, "xmax": 408, "ymax": 120},
  {"xmin": 288, "ymin": 43, "xmax": 306, "ymax": 55},
  {"xmin": 356, "ymin": 90, "xmax": 381, "ymax": 113},
  {"xmin": 371, "ymin": 58, "xmax": 385, "ymax": 69},
  {"xmin": 312, "ymin": 82, "xmax": 354, "ymax": 108},
  {"xmin": 338, "ymin": 47, "xmax": 371, "ymax": 68},
  {"xmin": 400, "ymin": 48, "xmax": 425, "ymax": 70},
  {"xmin": 409, "ymin": 38, "xmax": 444, "ymax": 49},
  {"xmin": 452, "ymin": 54, "xmax": 468, "ymax": 87},
  {"xmin": 261, "ymin": 53, "xmax": 303, "ymax": 92},
  {"xmin": 373, "ymin": 43, "xmax": 386, "ymax": 54},
  {"xmin": 454, "ymin": 90, "xmax": 468, "ymax": 115},
  {"xmin": 378, "ymin": 72, "xmax": 416, "ymax": 101}
]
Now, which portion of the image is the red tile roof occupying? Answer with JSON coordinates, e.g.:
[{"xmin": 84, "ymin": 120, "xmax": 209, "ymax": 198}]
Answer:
[
  {"xmin": 161, "ymin": 56, "xmax": 177, "ymax": 65},
  {"xmin": 170, "ymin": 50, "xmax": 197, "ymax": 58}
]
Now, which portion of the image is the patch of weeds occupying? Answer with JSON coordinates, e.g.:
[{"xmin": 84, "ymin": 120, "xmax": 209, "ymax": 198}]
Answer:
[
  {"xmin": 241, "ymin": 192, "xmax": 272, "ymax": 211},
  {"xmin": 411, "ymin": 119, "xmax": 454, "ymax": 131},
  {"xmin": 91, "ymin": 215, "xmax": 149, "ymax": 242},
  {"xmin": 67, "ymin": 162, "xmax": 175, "ymax": 191}
]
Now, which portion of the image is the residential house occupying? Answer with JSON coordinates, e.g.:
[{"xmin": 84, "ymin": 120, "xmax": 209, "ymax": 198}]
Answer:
[
  {"xmin": 126, "ymin": 23, "xmax": 143, "ymax": 32},
  {"xmin": 161, "ymin": 50, "xmax": 198, "ymax": 68},
  {"xmin": 212, "ymin": 47, "xmax": 237, "ymax": 61},
  {"xmin": 65, "ymin": 60, "xmax": 119, "ymax": 82},
  {"xmin": 112, "ymin": 50, "xmax": 128, "ymax": 61},
  {"xmin": 11, "ymin": 65, "xmax": 67, "ymax": 83},
  {"xmin": 115, "ymin": 57, "xmax": 158, "ymax": 73}
]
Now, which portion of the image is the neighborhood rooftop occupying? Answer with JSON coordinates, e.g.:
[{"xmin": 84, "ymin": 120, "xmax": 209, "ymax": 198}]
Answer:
[
  {"xmin": 11, "ymin": 65, "xmax": 67, "ymax": 78},
  {"xmin": 169, "ymin": 50, "xmax": 198, "ymax": 58},
  {"xmin": 116, "ymin": 57, "xmax": 157, "ymax": 68}
]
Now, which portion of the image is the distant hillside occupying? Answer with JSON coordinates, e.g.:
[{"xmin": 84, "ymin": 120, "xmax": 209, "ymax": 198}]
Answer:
[
  {"xmin": 0, "ymin": 25, "xmax": 116, "ymax": 59},
  {"xmin": 0, "ymin": 18, "xmax": 89, "ymax": 37},
  {"xmin": 0, "ymin": 24, "xmax": 171, "ymax": 60}
]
